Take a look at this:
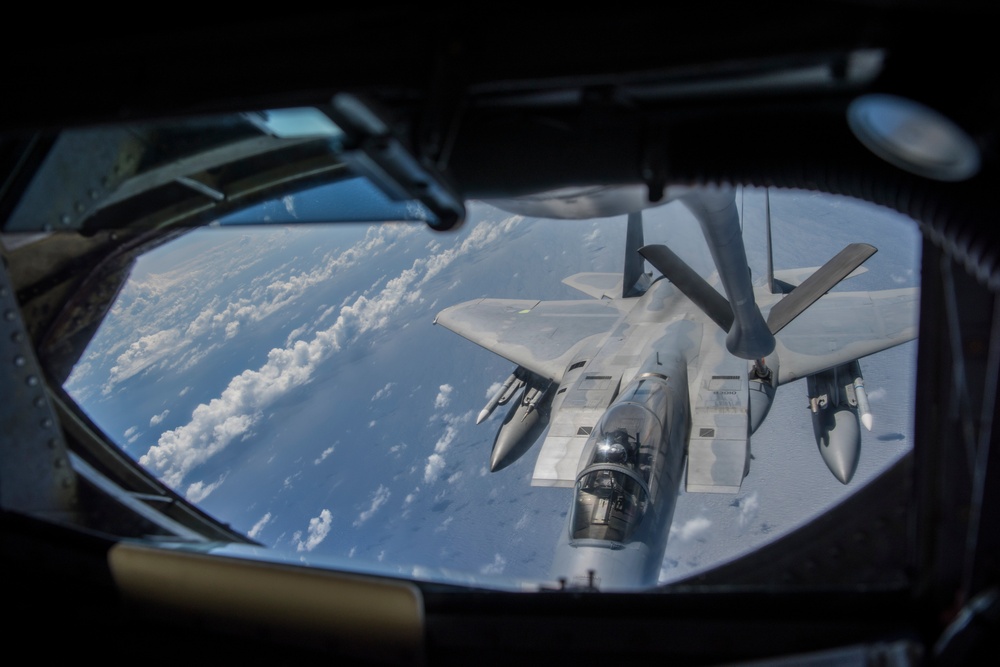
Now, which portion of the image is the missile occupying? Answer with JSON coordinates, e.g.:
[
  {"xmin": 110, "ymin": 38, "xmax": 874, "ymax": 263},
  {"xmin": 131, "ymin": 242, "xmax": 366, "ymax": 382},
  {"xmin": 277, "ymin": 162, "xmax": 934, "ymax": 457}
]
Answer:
[
  {"xmin": 849, "ymin": 359, "xmax": 873, "ymax": 431},
  {"xmin": 476, "ymin": 370, "xmax": 525, "ymax": 424},
  {"xmin": 807, "ymin": 363, "xmax": 861, "ymax": 484},
  {"xmin": 521, "ymin": 381, "xmax": 552, "ymax": 420}
]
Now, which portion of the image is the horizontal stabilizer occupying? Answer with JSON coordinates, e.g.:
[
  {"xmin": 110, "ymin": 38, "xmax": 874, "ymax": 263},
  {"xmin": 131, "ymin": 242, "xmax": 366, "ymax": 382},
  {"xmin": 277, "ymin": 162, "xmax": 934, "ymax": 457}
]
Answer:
[
  {"xmin": 773, "ymin": 265, "xmax": 867, "ymax": 292},
  {"xmin": 639, "ymin": 244, "xmax": 733, "ymax": 332},
  {"xmin": 766, "ymin": 243, "xmax": 877, "ymax": 334}
]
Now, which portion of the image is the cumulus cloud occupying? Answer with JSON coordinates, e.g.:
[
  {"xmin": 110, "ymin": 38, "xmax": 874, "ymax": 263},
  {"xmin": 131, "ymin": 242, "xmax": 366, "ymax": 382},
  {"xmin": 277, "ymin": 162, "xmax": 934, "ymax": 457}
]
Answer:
[
  {"xmin": 100, "ymin": 225, "xmax": 417, "ymax": 397},
  {"xmin": 354, "ymin": 485, "xmax": 390, "ymax": 527},
  {"xmin": 480, "ymin": 554, "xmax": 507, "ymax": 576},
  {"xmin": 185, "ymin": 474, "xmax": 226, "ymax": 503},
  {"xmin": 248, "ymin": 512, "xmax": 272, "ymax": 539},
  {"xmin": 314, "ymin": 445, "xmax": 335, "ymax": 464},
  {"xmin": 434, "ymin": 384, "xmax": 453, "ymax": 409},
  {"xmin": 424, "ymin": 453, "xmax": 446, "ymax": 484},
  {"xmin": 150, "ymin": 409, "xmax": 170, "ymax": 426},
  {"xmin": 138, "ymin": 218, "xmax": 520, "ymax": 491},
  {"xmin": 372, "ymin": 382, "xmax": 395, "ymax": 401},
  {"xmin": 670, "ymin": 516, "xmax": 712, "ymax": 542},
  {"xmin": 421, "ymin": 412, "xmax": 471, "ymax": 484},
  {"xmin": 104, "ymin": 328, "xmax": 187, "ymax": 394},
  {"xmin": 295, "ymin": 509, "xmax": 333, "ymax": 552},
  {"xmin": 736, "ymin": 491, "xmax": 759, "ymax": 530}
]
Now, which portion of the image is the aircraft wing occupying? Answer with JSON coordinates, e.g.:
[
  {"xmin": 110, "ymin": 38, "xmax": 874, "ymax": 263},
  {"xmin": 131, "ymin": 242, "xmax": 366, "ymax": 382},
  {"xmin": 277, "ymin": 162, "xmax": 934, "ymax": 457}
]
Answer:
[
  {"xmin": 433, "ymin": 298, "xmax": 622, "ymax": 380},
  {"xmin": 772, "ymin": 287, "xmax": 919, "ymax": 385}
]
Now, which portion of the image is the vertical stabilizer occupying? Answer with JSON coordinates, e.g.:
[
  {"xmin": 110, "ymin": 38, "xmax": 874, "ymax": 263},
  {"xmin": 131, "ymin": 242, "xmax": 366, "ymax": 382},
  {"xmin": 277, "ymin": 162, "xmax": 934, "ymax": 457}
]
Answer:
[
  {"xmin": 623, "ymin": 211, "xmax": 647, "ymax": 297},
  {"xmin": 765, "ymin": 188, "xmax": 775, "ymax": 294}
]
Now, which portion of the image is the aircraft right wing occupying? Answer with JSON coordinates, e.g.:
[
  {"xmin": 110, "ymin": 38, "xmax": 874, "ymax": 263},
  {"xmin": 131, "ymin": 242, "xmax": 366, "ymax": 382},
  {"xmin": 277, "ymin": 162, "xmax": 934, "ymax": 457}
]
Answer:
[
  {"xmin": 771, "ymin": 286, "xmax": 919, "ymax": 385},
  {"xmin": 433, "ymin": 298, "xmax": 623, "ymax": 381}
]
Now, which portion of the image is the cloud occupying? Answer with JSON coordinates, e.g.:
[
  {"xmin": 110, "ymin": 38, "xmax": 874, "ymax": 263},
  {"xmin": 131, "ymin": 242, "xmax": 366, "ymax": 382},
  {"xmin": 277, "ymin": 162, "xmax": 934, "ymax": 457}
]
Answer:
[
  {"xmin": 480, "ymin": 554, "xmax": 507, "ymax": 575},
  {"xmin": 185, "ymin": 474, "xmax": 226, "ymax": 503},
  {"xmin": 150, "ymin": 409, "xmax": 170, "ymax": 426},
  {"xmin": 353, "ymin": 485, "xmax": 390, "ymax": 527},
  {"xmin": 248, "ymin": 512, "xmax": 272, "ymax": 539},
  {"xmin": 138, "ymin": 218, "xmax": 518, "ymax": 490},
  {"xmin": 424, "ymin": 454, "xmax": 446, "ymax": 484},
  {"xmin": 99, "ymin": 225, "xmax": 418, "ymax": 397},
  {"xmin": 867, "ymin": 387, "xmax": 887, "ymax": 402},
  {"xmin": 670, "ymin": 516, "xmax": 712, "ymax": 541},
  {"xmin": 104, "ymin": 328, "xmax": 187, "ymax": 393},
  {"xmin": 295, "ymin": 509, "xmax": 333, "ymax": 552},
  {"xmin": 434, "ymin": 384, "xmax": 453, "ymax": 409},
  {"xmin": 314, "ymin": 445, "xmax": 335, "ymax": 464},
  {"xmin": 736, "ymin": 491, "xmax": 759, "ymax": 530},
  {"xmin": 434, "ymin": 516, "xmax": 454, "ymax": 533},
  {"xmin": 371, "ymin": 382, "xmax": 395, "ymax": 401},
  {"xmin": 421, "ymin": 412, "xmax": 471, "ymax": 485},
  {"xmin": 124, "ymin": 426, "xmax": 138, "ymax": 438}
]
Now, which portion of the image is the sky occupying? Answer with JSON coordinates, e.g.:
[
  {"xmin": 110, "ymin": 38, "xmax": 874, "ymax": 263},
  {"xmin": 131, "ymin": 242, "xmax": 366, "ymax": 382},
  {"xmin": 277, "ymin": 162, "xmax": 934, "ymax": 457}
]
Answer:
[{"xmin": 63, "ymin": 185, "xmax": 920, "ymax": 590}]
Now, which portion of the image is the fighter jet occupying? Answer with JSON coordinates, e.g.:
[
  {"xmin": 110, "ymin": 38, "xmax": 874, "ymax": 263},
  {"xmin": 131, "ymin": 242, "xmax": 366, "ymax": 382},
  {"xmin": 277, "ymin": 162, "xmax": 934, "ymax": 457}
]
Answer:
[{"xmin": 433, "ymin": 186, "xmax": 919, "ymax": 590}]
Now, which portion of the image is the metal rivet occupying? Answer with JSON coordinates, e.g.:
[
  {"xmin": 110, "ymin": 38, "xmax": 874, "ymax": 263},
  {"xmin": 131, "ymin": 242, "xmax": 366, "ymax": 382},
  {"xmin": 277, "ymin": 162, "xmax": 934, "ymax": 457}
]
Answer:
[
  {"xmin": 53, "ymin": 457, "xmax": 64, "ymax": 468},
  {"xmin": 47, "ymin": 438, "xmax": 58, "ymax": 449},
  {"xmin": 11, "ymin": 331, "xmax": 24, "ymax": 342},
  {"xmin": 13, "ymin": 354, "xmax": 25, "ymax": 367},
  {"xmin": 75, "ymin": 201, "xmax": 85, "ymax": 213},
  {"xmin": 89, "ymin": 189, "xmax": 100, "ymax": 200},
  {"xmin": 42, "ymin": 223, "xmax": 53, "ymax": 232},
  {"xmin": 40, "ymin": 417, "xmax": 53, "ymax": 429},
  {"xmin": 4, "ymin": 310, "xmax": 15, "ymax": 321},
  {"xmin": 26, "ymin": 375, "xmax": 39, "ymax": 386},
  {"xmin": 61, "ymin": 214, "xmax": 72, "ymax": 225},
  {"xmin": 34, "ymin": 396, "xmax": 46, "ymax": 408}
]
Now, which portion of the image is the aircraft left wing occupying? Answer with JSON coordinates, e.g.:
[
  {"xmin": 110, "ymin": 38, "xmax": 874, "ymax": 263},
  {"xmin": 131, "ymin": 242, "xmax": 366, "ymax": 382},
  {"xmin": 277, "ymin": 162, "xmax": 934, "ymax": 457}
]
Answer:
[
  {"xmin": 771, "ymin": 286, "xmax": 919, "ymax": 385},
  {"xmin": 433, "ymin": 298, "xmax": 622, "ymax": 381}
]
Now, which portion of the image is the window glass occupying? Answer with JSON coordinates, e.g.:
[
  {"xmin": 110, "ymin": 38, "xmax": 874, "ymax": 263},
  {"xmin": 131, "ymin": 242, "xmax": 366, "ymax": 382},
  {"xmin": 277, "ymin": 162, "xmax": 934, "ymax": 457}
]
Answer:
[{"xmin": 63, "ymin": 187, "xmax": 920, "ymax": 589}]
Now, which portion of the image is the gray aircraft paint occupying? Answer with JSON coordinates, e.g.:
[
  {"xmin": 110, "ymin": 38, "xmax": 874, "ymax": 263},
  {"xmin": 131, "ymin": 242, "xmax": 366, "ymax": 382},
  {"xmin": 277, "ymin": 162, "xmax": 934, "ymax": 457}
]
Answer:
[{"xmin": 434, "ymin": 187, "xmax": 919, "ymax": 590}]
